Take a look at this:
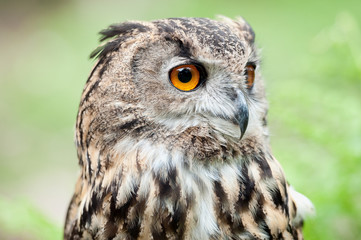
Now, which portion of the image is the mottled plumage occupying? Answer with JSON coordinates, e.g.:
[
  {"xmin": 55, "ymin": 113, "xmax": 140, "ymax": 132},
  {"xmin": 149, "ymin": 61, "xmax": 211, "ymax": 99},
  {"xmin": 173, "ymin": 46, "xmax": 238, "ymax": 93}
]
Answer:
[{"xmin": 64, "ymin": 17, "xmax": 314, "ymax": 240}]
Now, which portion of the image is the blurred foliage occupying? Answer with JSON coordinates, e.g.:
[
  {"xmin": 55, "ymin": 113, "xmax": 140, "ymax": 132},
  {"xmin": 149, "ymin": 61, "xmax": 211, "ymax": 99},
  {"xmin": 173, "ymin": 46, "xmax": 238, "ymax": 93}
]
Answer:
[
  {"xmin": 270, "ymin": 11, "xmax": 361, "ymax": 240},
  {"xmin": 0, "ymin": 197, "xmax": 62, "ymax": 239},
  {"xmin": 0, "ymin": 0, "xmax": 360, "ymax": 239}
]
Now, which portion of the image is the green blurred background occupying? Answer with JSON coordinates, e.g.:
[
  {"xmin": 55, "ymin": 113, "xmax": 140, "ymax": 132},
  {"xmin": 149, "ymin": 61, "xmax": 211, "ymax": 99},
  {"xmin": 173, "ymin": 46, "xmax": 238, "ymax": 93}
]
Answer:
[{"xmin": 0, "ymin": 0, "xmax": 360, "ymax": 239}]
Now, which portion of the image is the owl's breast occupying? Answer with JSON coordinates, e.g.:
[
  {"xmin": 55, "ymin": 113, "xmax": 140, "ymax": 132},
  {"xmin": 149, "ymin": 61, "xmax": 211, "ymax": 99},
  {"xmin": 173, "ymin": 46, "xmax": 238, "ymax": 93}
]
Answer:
[{"xmin": 66, "ymin": 138, "xmax": 300, "ymax": 239}]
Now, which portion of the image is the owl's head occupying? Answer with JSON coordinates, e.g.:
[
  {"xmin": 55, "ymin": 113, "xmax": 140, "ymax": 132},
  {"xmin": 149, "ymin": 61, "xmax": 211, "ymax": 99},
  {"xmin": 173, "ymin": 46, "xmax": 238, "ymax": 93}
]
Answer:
[{"xmin": 77, "ymin": 17, "xmax": 268, "ymax": 165}]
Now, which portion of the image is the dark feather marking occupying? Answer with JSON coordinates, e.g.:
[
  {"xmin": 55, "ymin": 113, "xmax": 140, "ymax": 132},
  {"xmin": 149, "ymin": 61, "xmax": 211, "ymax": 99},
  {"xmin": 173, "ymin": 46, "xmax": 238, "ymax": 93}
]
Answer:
[
  {"xmin": 82, "ymin": 78, "xmax": 102, "ymax": 106},
  {"xmin": 126, "ymin": 196, "xmax": 147, "ymax": 239},
  {"xmin": 90, "ymin": 23, "xmax": 151, "ymax": 60},
  {"xmin": 281, "ymin": 180, "xmax": 290, "ymax": 218},
  {"xmin": 85, "ymin": 120, "xmax": 95, "ymax": 148},
  {"xmin": 166, "ymin": 18, "xmax": 246, "ymax": 58},
  {"xmin": 254, "ymin": 152, "xmax": 273, "ymax": 178},
  {"xmin": 102, "ymin": 118, "xmax": 143, "ymax": 144},
  {"xmin": 176, "ymin": 38, "xmax": 192, "ymax": 58},
  {"xmin": 171, "ymin": 202, "xmax": 187, "ymax": 238},
  {"xmin": 214, "ymin": 180, "xmax": 233, "ymax": 227},
  {"xmin": 96, "ymin": 146, "xmax": 107, "ymax": 176},
  {"xmin": 77, "ymin": 105, "xmax": 91, "ymax": 151},
  {"xmin": 268, "ymin": 185, "xmax": 283, "ymax": 209},
  {"xmin": 69, "ymin": 226, "xmax": 83, "ymax": 240},
  {"xmin": 252, "ymin": 194, "xmax": 272, "ymax": 238},
  {"xmin": 97, "ymin": 55, "xmax": 113, "ymax": 79},
  {"xmin": 103, "ymin": 220, "xmax": 117, "ymax": 239},
  {"xmin": 232, "ymin": 231, "xmax": 256, "ymax": 240},
  {"xmin": 85, "ymin": 52, "xmax": 107, "ymax": 83},
  {"xmin": 262, "ymin": 114, "xmax": 268, "ymax": 127},
  {"xmin": 284, "ymin": 195, "xmax": 290, "ymax": 218},
  {"xmin": 151, "ymin": 225, "xmax": 168, "ymax": 240},
  {"xmin": 96, "ymin": 153, "xmax": 101, "ymax": 177},
  {"xmin": 104, "ymin": 153, "xmax": 111, "ymax": 170},
  {"xmin": 292, "ymin": 200, "xmax": 297, "ymax": 219},
  {"xmin": 78, "ymin": 154, "xmax": 83, "ymax": 166},
  {"xmin": 82, "ymin": 191, "xmax": 98, "ymax": 225},
  {"xmin": 86, "ymin": 150, "xmax": 92, "ymax": 181},
  {"xmin": 89, "ymin": 189, "xmax": 100, "ymax": 218},
  {"xmin": 163, "ymin": 34, "xmax": 192, "ymax": 59},
  {"xmin": 108, "ymin": 182, "xmax": 140, "ymax": 238},
  {"xmin": 90, "ymin": 38, "xmax": 122, "ymax": 59},
  {"xmin": 78, "ymin": 180, "xmax": 107, "ymax": 228},
  {"xmin": 64, "ymin": 194, "xmax": 78, "ymax": 237},
  {"xmin": 236, "ymin": 164, "xmax": 255, "ymax": 211},
  {"xmin": 255, "ymin": 213, "xmax": 270, "ymax": 235},
  {"xmin": 117, "ymin": 119, "xmax": 140, "ymax": 131},
  {"xmin": 220, "ymin": 145, "xmax": 229, "ymax": 160},
  {"xmin": 152, "ymin": 166, "xmax": 188, "ymax": 237},
  {"xmin": 112, "ymin": 187, "xmax": 138, "ymax": 222},
  {"xmin": 79, "ymin": 195, "xmax": 92, "ymax": 227},
  {"xmin": 287, "ymin": 224, "xmax": 299, "ymax": 240},
  {"xmin": 99, "ymin": 23, "xmax": 151, "ymax": 41},
  {"xmin": 109, "ymin": 180, "xmax": 119, "ymax": 218},
  {"xmin": 214, "ymin": 179, "xmax": 248, "ymax": 235},
  {"xmin": 80, "ymin": 53, "xmax": 110, "ymax": 105},
  {"xmin": 154, "ymin": 172, "xmax": 172, "ymax": 199},
  {"xmin": 191, "ymin": 135, "xmax": 197, "ymax": 145},
  {"xmin": 131, "ymin": 122, "xmax": 149, "ymax": 136},
  {"xmin": 158, "ymin": 191, "xmax": 188, "ymax": 238},
  {"xmin": 155, "ymin": 21, "xmax": 175, "ymax": 34},
  {"xmin": 214, "ymin": 180, "xmax": 227, "ymax": 203}
]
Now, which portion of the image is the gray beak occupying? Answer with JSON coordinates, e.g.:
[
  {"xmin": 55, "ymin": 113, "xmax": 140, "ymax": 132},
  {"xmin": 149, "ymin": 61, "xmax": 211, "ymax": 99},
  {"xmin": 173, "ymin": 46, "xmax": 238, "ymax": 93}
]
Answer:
[{"xmin": 234, "ymin": 90, "xmax": 249, "ymax": 139}]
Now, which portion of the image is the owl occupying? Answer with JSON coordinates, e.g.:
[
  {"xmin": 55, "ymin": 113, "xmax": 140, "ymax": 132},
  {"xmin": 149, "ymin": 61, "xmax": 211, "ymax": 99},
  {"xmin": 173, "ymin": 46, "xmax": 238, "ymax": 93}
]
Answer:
[{"xmin": 64, "ymin": 17, "xmax": 314, "ymax": 240}]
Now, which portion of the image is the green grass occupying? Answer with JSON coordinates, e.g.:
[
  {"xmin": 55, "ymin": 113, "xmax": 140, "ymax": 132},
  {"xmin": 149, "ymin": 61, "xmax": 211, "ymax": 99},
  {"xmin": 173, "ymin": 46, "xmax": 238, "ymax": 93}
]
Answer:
[
  {"xmin": 0, "ymin": 0, "xmax": 360, "ymax": 239},
  {"xmin": 0, "ymin": 197, "xmax": 62, "ymax": 239}
]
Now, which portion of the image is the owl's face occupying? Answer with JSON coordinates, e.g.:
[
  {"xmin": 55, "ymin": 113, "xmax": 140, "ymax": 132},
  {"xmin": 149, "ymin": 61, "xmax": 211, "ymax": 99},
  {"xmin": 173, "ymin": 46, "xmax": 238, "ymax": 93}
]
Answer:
[{"xmin": 79, "ymin": 17, "xmax": 268, "ymax": 160}]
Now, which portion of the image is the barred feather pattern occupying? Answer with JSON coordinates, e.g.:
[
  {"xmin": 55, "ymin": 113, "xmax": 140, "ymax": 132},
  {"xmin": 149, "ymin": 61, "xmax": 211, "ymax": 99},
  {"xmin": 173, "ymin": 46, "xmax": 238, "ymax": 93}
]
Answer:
[{"xmin": 64, "ymin": 17, "xmax": 312, "ymax": 240}]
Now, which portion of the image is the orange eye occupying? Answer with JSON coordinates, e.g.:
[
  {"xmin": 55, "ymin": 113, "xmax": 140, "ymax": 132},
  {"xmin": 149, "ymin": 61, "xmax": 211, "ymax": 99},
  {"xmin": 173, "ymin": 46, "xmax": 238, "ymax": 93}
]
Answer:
[
  {"xmin": 169, "ymin": 64, "xmax": 200, "ymax": 91},
  {"xmin": 245, "ymin": 64, "xmax": 255, "ymax": 89}
]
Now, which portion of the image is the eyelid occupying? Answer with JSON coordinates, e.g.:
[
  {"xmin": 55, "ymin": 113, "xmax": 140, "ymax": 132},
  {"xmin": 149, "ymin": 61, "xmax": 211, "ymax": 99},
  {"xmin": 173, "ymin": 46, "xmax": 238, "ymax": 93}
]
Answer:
[
  {"xmin": 175, "ymin": 61, "xmax": 207, "ymax": 74},
  {"xmin": 192, "ymin": 62, "xmax": 207, "ymax": 80},
  {"xmin": 246, "ymin": 62, "xmax": 257, "ymax": 69},
  {"xmin": 171, "ymin": 62, "xmax": 207, "ymax": 80}
]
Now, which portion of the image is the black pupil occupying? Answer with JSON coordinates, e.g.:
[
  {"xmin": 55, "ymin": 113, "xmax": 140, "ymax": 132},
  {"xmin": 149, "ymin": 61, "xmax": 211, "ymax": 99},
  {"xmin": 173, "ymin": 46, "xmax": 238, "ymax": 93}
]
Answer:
[{"xmin": 178, "ymin": 68, "xmax": 193, "ymax": 83}]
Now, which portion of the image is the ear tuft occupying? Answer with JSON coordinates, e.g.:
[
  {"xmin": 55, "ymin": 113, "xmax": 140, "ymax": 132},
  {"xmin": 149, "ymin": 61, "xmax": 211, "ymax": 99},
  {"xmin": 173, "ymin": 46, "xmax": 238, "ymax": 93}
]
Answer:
[
  {"xmin": 217, "ymin": 15, "xmax": 255, "ymax": 44},
  {"xmin": 90, "ymin": 22, "xmax": 151, "ymax": 59}
]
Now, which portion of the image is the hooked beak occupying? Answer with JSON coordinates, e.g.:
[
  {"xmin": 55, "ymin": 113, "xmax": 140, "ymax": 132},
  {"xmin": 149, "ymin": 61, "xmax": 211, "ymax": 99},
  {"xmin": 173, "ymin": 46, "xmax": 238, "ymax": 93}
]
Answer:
[{"xmin": 234, "ymin": 90, "xmax": 249, "ymax": 139}]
